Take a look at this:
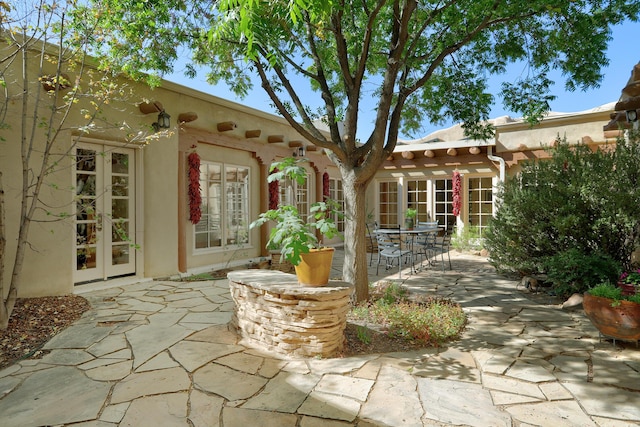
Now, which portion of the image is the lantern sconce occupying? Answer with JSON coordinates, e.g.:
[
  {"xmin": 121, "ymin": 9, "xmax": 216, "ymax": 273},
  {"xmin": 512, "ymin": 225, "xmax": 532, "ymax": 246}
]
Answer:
[
  {"xmin": 626, "ymin": 109, "xmax": 638, "ymax": 123},
  {"xmin": 293, "ymin": 146, "xmax": 305, "ymax": 157},
  {"xmin": 153, "ymin": 110, "xmax": 171, "ymax": 132}
]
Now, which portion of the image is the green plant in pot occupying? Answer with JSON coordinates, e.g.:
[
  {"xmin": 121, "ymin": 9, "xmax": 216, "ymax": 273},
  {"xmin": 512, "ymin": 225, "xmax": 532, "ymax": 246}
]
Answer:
[
  {"xmin": 405, "ymin": 208, "xmax": 417, "ymax": 229},
  {"xmin": 583, "ymin": 281, "xmax": 640, "ymax": 343},
  {"xmin": 618, "ymin": 268, "xmax": 640, "ymax": 296},
  {"xmin": 250, "ymin": 157, "xmax": 342, "ymax": 286}
]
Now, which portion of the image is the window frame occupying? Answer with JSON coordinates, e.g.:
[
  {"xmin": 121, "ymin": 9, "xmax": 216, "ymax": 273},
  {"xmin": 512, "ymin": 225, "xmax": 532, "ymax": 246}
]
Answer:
[
  {"xmin": 329, "ymin": 177, "xmax": 345, "ymax": 232},
  {"xmin": 193, "ymin": 161, "xmax": 250, "ymax": 253}
]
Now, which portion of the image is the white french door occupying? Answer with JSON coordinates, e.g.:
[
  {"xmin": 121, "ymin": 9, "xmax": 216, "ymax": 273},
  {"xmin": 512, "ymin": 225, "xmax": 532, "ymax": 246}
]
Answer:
[{"xmin": 73, "ymin": 143, "xmax": 136, "ymax": 283}]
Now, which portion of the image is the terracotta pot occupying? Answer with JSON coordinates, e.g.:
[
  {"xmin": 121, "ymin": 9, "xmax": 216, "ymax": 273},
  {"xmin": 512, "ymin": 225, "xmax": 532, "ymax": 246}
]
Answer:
[
  {"xmin": 583, "ymin": 293, "xmax": 640, "ymax": 341},
  {"xmin": 294, "ymin": 247, "xmax": 335, "ymax": 287}
]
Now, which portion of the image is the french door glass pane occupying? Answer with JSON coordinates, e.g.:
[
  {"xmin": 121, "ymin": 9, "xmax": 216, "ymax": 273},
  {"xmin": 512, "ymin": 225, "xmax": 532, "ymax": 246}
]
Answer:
[
  {"xmin": 112, "ymin": 244, "xmax": 129, "ymax": 265},
  {"xmin": 77, "ymin": 247, "xmax": 97, "ymax": 270}
]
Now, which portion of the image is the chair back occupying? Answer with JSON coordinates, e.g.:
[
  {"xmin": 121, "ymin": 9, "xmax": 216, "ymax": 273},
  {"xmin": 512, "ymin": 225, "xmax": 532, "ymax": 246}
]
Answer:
[
  {"xmin": 366, "ymin": 222, "xmax": 378, "ymax": 253},
  {"xmin": 376, "ymin": 226, "xmax": 401, "ymax": 247},
  {"xmin": 440, "ymin": 231, "xmax": 452, "ymax": 248}
]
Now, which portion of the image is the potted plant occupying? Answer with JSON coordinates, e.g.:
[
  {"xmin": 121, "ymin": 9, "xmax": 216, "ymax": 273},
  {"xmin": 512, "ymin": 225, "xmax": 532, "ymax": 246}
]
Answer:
[
  {"xmin": 250, "ymin": 157, "xmax": 342, "ymax": 286},
  {"xmin": 583, "ymin": 281, "xmax": 640, "ymax": 342},
  {"xmin": 405, "ymin": 208, "xmax": 417, "ymax": 230},
  {"xmin": 617, "ymin": 269, "xmax": 640, "ymax": 296}
]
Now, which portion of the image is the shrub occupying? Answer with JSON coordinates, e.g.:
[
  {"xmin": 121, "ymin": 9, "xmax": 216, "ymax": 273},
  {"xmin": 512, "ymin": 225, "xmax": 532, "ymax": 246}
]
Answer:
[
  {"xmin": 451, "ymin": 225, "xmax": 484, "ymax": 252},
  {"xmin": 543, "ymin": 249, "xmax": 620, "ymax": 297},
  {"xmin": 485, "ymin": 131, "xmax": 640, "ymax": 277}
]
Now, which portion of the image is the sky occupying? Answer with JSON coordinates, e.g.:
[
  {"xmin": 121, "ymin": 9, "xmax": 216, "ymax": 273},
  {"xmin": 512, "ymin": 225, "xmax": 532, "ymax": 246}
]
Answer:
[{"xmin": 164, "ymin": 19, "xmax": 640, "ymax": 141}]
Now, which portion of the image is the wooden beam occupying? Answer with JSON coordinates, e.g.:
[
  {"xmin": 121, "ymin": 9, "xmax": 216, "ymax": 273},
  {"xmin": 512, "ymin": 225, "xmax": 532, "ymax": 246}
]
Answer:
[
  {"xmin": 424, "ymin": 150, "xmax": 435, "ymax": 158},
  {"xmin": 288, "ymin": 140, "xmax": 303, "ymax": 148},
  {"xmin": 469, "ymin": 146, "xmax": 481, "ymax": 155},
  {"xmin": 401, "ymin": 151, "xmax": 414, "ymax": 160},
  {"xmin": 217, "ymin": 121, "xmax": 237, "ymax": 132},
  {"xmin": 268, "ymin": 135, "xmax": 284, "ymax": 143},
  {"xmin": 581, "ymin": 136, "xmax": 594, "ymax": 144},
  {"xmin": 446, "ymin": 148, "xmax": 457, "ymax": 156},
  {"xmin": 623, "ymin": 81, "xmax": 640, "ymax": 98},
  {"xmin": 604, "ymin": 129, "xmax": 623, "ymax": 139},
  {"xmin": 178, "ymin": 112, "xmax": 198, "ymax": 123},
  {"xmin": 139, "ymin": 101, "xmax": 163, "ymax": 114},
  {"xmin": 614, "ymin": 95, "xmax": 640, "ymax": 111},
  {"xmin": 245, "ymin": 129, "xmax": 261, "ymax": 138}
]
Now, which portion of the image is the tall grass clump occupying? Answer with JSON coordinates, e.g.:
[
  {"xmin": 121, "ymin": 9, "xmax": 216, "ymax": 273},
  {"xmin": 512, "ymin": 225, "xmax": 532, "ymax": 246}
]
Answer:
[{"xmin": 351, "ymin": 282, "xmax": 466, "ymax": 345}]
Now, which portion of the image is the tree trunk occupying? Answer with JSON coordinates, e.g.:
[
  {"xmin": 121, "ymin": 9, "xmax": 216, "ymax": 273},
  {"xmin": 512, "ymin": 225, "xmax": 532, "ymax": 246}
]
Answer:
[
  {"xmin": 339, "ymin": 168, "xmax": 372, "ymax": 303},
  {"xmin": 0, "ymin": 172, "xmax": 17, "ymax": 330}
]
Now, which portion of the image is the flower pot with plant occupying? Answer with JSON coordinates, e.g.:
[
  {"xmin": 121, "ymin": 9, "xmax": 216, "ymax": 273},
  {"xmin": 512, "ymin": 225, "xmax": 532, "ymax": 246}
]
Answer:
[
  {"xmin": 250, "ymin": 157, "xmax": 342, "ymax": 286},
  {"xmin": 617, "ymin": 268, "xmax": 640, "ymax": 296},
  {"xmin": 405, "ymin": 208, "xmax": 417, "ymax": 230},
  {"xmin": 583, "ymin": 282, "xmax": 640, "ymax": 343}
]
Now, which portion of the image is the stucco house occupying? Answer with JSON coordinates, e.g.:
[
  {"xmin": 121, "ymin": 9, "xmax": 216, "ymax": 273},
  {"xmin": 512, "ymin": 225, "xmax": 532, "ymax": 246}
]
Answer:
[
  {"xmin": 1, "ymin": 41, "xmax": 342, "ymax": 298},
  {"xmin": 369, "ymin": 101, "xmax": 623, "ymax": 236},
  {"xmin": 3, "ymin": 33, "xmax": 636, "ymax": 300},
  {"xmin": 372, "ymin": 62, "xmax": 637, "ymax": 237}
]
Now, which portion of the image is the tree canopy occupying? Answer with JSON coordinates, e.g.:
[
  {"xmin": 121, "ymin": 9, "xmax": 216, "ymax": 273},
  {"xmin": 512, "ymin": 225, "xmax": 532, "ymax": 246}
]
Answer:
[
  {"xmin": 85, "ymin": 0, "xmax": 640, "ymax": 301},
  {"xmin": 88, "ymin": 1, "xmax": 639, "ymax": 144}
]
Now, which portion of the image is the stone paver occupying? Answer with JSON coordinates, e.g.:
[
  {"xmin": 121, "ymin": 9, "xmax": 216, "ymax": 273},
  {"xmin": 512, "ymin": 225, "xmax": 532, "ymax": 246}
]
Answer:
[
  {"xmin": 0, "ymin": 366, "xmax": 111, "ymax": 427},
  {"xmin": 1, "ymin": 250, "xmax": 639, "ymax": 426},
  {"xmin": 418, "ymin": 378, "xmax": 511, "ymax": 427}
]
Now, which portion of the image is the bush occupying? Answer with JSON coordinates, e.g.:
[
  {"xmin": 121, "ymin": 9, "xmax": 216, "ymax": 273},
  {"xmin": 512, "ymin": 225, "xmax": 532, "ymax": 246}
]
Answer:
[
  {"xmin": 451, "ymin": 225, "xmax": 484, "ymax": 252},
  {"xmin": 543, "ymin": 249, "xmax": 620, "ymax": 297},
  {"xmin": 485, "ymin": 132, "xmax": 640, "ymax": 277}
]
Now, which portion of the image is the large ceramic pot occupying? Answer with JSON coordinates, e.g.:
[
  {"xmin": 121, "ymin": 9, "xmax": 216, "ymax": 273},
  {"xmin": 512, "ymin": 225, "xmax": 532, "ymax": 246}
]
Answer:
[
  {"xmin": 294, "ymin": 247, "xmax": 335, "ymax": 287},
  {"xmin": 583, "ymin": 293, "xmax": 640, "ymax": 341}
]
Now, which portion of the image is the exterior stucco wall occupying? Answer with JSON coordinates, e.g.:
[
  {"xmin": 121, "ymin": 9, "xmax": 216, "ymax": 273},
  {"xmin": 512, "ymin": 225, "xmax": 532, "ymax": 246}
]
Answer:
[{"xmin": 142, "ymin": 133, "xmax": 180, "ymax": 277}]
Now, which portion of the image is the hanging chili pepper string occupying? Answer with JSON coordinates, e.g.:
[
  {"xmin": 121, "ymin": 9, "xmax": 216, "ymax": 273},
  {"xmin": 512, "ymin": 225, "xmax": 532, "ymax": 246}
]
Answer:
[
  {"xmin": 452, "ymin": 171, "xmax": 461, "ymax": 217},
  {"xmin": 188, "ymin": 151, "xmax": 202, "ymax": 224},
  {"xmin": 269, "ymin": 168, "xmax": 279, "ymax": 210},
  {"xmin": 323, "ymin": 172, "xmax": 330, "ymax": 201}
]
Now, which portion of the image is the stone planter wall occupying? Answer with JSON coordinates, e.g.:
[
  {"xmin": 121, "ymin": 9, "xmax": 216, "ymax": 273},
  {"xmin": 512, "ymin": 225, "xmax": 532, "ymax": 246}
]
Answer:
[{"xmin": 227, "ymin": 270, "xmax": 353, "ymax": 358}]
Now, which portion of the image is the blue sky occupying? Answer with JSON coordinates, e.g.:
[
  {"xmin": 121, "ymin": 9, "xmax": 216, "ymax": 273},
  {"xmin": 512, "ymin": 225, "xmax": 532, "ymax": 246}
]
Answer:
[{"xmin": 165, "ymin": 19, "xmax": 640, "ymax": 141}]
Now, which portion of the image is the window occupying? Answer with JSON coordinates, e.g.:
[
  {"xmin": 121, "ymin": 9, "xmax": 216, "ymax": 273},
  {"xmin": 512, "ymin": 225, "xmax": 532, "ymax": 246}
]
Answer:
[
  {"xmin": 434, "ymin": 179, "xmax": 455, "ymax": 231},
  {"xmin": 406, "ymin": 179, "xmax": 429, "ymax": 222},
  {"xmin": 329, "ymin": 178, "xmax": 345, "ymax": 232},
  {"xmin": 194, "ymin": 162, "xmax": 249, "ymax": 250},
  {"xmin": 468, "ymin": 177, "xmax": 493, "ymax": 234},
  {"xmin": 378, "ymin": 181, "xmax": 399, "ymax": 227},
  {"xmin": 279, "ymin": 173, "xmax": 309, "ymax": 217}
]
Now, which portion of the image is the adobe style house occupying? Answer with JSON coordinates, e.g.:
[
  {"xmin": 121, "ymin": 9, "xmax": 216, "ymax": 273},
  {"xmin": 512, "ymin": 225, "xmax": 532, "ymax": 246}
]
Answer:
[
  {"xmin": 366, "ymin": 101, "xmax": 620, "ymax": 235},
  {"xmin": 3, "ymin": 34, "xmax": 635, "ymax": 300},
  {"xmin": 1, "ymin": 41, "xmax": 341, "ymax": 298}
]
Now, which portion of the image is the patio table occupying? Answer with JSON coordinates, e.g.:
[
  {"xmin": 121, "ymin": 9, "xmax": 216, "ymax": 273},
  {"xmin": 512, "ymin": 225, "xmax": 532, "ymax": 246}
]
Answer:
[{"xmin": 374, "ymin": 226, "xmax": 442, "ymax": 278}]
